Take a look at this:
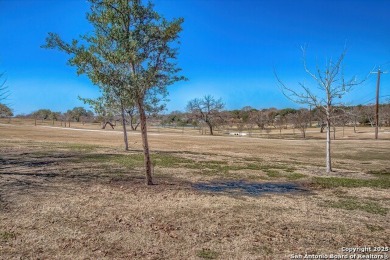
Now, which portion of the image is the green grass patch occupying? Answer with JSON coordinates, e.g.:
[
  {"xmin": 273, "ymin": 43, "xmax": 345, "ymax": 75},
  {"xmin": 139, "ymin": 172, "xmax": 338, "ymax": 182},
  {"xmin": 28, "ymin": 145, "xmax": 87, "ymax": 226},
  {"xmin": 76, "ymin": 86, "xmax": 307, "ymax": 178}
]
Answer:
[
  {"xmin": 196, "ymin": 248, "xmax": 219, "ymax": 259},
  {"xmin": 265, "ymin": 170, "xmax": 283, "ymax": 178},
  {"xmin": 322, "ymin": 198, "xmax": 388, "ymax": 216},
  {"xmin": 83, "ymin": 152, "xmax": 195, "ymax": 169},
  {"xmin": 151, "ymin": 153, "xmax": 193, "ymax": 168},
  {"xmin": 286, "ymin": 173, "xmax": 307, "ymax": 180},
  {"xmin": 80, "ymin": 151, "xmax": 300, "ymax": 180},
  {"xmin": 313, "ymin": 176, "xmax": 390, "ymax": 189}
]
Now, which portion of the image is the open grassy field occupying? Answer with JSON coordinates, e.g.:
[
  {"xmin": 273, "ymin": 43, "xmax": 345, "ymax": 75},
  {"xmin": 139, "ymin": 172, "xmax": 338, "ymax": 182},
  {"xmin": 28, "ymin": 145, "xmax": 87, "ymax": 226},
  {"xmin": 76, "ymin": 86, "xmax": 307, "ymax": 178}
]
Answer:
[{"xmin": 0, "ymin": 120, "xmax": 389, "ymax": 259}]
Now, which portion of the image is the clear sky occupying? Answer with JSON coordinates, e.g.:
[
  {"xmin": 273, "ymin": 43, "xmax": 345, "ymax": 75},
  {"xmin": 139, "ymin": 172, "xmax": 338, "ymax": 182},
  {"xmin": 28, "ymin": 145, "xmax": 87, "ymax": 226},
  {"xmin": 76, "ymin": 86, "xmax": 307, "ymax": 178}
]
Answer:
[{"xmin": 1, "ymin": 0, "xmax": 389, "ymax": 115}]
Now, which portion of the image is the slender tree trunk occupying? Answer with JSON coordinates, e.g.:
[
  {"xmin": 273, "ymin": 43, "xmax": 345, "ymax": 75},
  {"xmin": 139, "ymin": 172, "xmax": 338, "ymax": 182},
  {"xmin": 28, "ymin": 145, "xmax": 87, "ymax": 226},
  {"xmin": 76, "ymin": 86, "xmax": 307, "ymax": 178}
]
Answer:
[
  {"xmin": 130, "ymin": 116, "xmax": 135, "ymax": 130},
  {"xmin": 333, "ymin": 125, "xmax": 336, "ymax": 140},
  {"xmin": 206, "ymin": 121, "xmax": 213, "ymax": 135},
  {"xmin": 120, "ymin": 102, "xmax": 129, "ymax": 151},
  {"xmin": 326, "ymin": 116, "xmax": 332, "ymax": 173},
  {"xmin": 137, "ymin": 98, "xmax": 153, "ymax": 185}
]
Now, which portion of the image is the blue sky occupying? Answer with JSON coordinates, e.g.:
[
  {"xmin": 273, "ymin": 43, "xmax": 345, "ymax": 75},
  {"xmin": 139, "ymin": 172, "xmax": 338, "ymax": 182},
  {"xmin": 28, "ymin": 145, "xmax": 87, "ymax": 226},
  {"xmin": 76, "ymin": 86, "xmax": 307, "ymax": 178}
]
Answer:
[{"xmin": 0, "ymin": 0, "xmax": 389, "ymax": 115}]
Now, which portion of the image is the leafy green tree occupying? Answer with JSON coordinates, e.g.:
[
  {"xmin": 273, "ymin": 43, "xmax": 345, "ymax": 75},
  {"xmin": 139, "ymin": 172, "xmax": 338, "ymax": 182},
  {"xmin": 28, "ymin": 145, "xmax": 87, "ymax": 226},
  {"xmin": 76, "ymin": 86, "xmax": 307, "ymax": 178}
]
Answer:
[
  {"xmin": 0, "ymin": 103, "xmax": 13, "ymax": 118},
  {"xmin": 81, "ymin": 87, "xmax": 130, "ymax": 149},
  {"xmin": 80, "ymin": 94, "xmax": 118, "ymax": 129},
  {"xmin": 44, "ymin": 0, "xmax": 185, "ymax": 185},
  {"xmin": 50, "ymin": 111, "xmax": 62, "ymax": 125},
  {"xmin": 69, "ymin": 107, "xmax": 93, "ymax": 122}
]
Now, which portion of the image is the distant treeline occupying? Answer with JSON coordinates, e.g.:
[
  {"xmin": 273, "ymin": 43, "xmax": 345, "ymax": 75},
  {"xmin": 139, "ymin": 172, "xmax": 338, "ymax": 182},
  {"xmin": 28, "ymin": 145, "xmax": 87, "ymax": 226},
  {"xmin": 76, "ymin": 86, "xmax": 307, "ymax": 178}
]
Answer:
[{"xmin": 7, "ymin": 103, "xmax": 390, "ymax": 131}]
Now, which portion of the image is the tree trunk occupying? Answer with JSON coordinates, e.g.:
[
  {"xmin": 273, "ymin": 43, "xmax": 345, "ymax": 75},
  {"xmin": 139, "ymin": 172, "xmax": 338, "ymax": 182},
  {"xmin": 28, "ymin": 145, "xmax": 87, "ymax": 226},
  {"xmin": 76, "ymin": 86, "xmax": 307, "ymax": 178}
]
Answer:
[
  {"xmin": 130, "ymin": 119, "xmax": 140, "ymax": 131},
  {"xmin": 326, "ymin": 117, "xmax": 332, "ymax": 173},
  {"xmin": 102, "ymin": 121, "xmax": 115, "ymax": 129},
  {"xmin": 137, "ymin": 98, "xmax": 153, "ymax": 185},
  {"xmin": 120, "ymin": 103, "xmax": 129, "ymax": 151},
  {"xmin": 333, "ymin": 125, "xmax": 336, "ymax": 140},
  {"xmin": 206, "ymin": 121, "xmax": 213, "ymax": 135}
]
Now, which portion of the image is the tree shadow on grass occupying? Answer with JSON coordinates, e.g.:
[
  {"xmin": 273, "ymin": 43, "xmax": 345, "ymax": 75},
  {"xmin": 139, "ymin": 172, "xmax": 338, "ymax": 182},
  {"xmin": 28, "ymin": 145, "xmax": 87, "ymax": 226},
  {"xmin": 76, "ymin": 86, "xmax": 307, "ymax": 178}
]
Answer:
[
  {"xmin": 193, "ymin": 180, "xmax": 309, "ymax": 196},
  {"xmin": 0, "ymin": 150, "xmax": 194, "ymax": 211}
]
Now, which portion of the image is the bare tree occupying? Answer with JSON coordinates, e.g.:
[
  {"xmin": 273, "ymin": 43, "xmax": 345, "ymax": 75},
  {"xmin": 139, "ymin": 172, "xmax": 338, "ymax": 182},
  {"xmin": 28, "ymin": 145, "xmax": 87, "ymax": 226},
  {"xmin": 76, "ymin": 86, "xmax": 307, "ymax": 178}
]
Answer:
[
  {"xmin": 252, "ymin": 109, "xmax": 267, "ymax": 130},
  {"xmin": 187, "ymin": 95, "xmax": 224, "ymax": 135},
  {"xmin": 291, "ymin": 109, "xmax": 310, "ymax": 139},
  {"xmin": 332, "ymin": 106, "xmax": 350, "ymax": 138},
  {"xmin": 274, "ymin": 114, "xmax": 285, "ymax": 136},
  {"xmin": 0, "ymin": 72, "xmax": 9, "ymax": 104},
  {"xmin": 381, "ymin": 101, "xmax": 390, "ymax": 127},
  {"xmin": 348, "ymin": 105, "xmax": 362, "ymax": 133},
  {"xmin": 361, "ymin": 104, "xmax": 376, "ymax": 127},
  {"xmin": 276, "ymin": 47, "xmax": 365, "ymax": 173}
]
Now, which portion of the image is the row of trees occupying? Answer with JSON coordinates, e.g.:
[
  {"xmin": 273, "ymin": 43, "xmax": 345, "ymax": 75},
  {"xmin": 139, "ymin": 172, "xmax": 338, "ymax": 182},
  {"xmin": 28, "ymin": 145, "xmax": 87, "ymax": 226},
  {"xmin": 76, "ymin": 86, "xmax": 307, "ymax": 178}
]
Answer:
[
  {"xmin": 18, "ymin": 100, "xmax": 390, "ymax": 136},
  {"xmin": 162, "ymin": 99, "xmax": 390, "ymax": 139},
  {"xmin": 24, "ymin": 107, "xmax": 94, "ymax": 126}
]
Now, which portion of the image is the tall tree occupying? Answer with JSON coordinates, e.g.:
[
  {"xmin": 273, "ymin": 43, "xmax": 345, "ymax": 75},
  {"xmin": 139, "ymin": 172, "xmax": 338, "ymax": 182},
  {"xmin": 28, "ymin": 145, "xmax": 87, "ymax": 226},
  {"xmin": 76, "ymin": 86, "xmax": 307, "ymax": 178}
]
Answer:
[
  {"xmin": 187, "ymin": 95, "xmax": 224, "ymax": 135},
  {"xmin": 44, "ymin": 0, "xmax": 184, "ymax": 185},
  {"xmin": 276, "ymin": 47, "xmax": 365, "ymax": 173}
]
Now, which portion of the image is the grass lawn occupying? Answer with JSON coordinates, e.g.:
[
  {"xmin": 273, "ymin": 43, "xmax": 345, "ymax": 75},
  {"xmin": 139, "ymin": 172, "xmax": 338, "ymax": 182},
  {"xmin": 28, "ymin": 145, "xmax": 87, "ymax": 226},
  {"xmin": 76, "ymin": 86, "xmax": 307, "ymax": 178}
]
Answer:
[{"xmin": 0, "ymin": 121, "xmax": 389, "ymax": 259}]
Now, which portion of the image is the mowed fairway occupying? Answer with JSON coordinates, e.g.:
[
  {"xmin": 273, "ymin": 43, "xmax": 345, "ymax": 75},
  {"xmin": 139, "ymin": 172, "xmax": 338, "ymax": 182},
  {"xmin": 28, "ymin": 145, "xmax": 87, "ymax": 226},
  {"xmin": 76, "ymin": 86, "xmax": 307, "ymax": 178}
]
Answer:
[{"xmin": 0, "ymin": 122, "xmax": 389, "ymax": 259}]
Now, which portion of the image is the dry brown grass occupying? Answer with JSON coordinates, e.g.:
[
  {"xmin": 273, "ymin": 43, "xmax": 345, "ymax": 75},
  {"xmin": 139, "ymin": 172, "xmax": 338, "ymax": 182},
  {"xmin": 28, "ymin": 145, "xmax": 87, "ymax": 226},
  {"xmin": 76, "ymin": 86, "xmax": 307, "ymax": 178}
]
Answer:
[{"xmin": 0, "ymin": 120, "xmax": 389, "ymax": 259}]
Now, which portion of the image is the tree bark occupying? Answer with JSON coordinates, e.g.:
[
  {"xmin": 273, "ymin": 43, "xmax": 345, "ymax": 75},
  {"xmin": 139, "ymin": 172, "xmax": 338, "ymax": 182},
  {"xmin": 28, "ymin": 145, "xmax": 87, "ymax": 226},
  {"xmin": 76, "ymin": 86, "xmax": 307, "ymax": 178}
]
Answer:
[
  {"xmin": 137, "ymin": 98, "xmax": 153, "ymax": 185},
  {"xmin": 333, "ymin": 125, "xmax": 336, "ymax": 140},
  {"xmin": 120, "ymin": 102, "xmax": 129, "ymax": 151},
  {"xmin": 130, "ymin": 119, "xmax": 140, "ymax": 131},
  {"xmin": 206, "ymin": 120, "xmax": 213, "ymax": 135},
  {"xmin": 102, "ymin": 121, "xmax": 115, "ymax": 129},
  {"xmin": 326, "ymin": 117, "xmax": 332, "ymax": 173}
]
